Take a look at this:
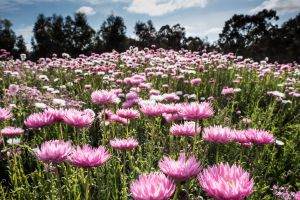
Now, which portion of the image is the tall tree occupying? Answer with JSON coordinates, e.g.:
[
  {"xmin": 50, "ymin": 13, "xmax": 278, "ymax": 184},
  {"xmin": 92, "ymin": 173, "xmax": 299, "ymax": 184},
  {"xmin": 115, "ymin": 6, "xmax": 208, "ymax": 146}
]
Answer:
[
  {"xmin": 32, "ymin": 14, "xmax": 52, "ymax": 58},
  {"xmin": 279, "ymin": 13, "xmax": 300, "ymax": 62},
  {"xmin": 0, "ymin": 18, "xmax": 16, "ymax": 53},
  {"xmin": 71, "ymin": 13, "xmax": 95, "ymax": 56},
  {"xmin": 218, "ymin": 9, "xmax": 278, "ymax": 59},
  {"xmin": 51, "ymin": 14, "xmax": 66, "ymax": 55},
  {"xmin": 134, "ymin": 20, "xmax": 156, "ymax": 48},
  {"xmin": 99, "ymin": 14, "xmax": 127, "ymax": 52},
  {"xmin": 156, "ymin": 24, "xmax": 186, "ymax": 50},
  {"xmin": 15, "ymin": 35, "xmax": 28, "ymax": 58},
  {"xmin": 183, "ymin": 36, "xmax": 205, "ymax": 52}
]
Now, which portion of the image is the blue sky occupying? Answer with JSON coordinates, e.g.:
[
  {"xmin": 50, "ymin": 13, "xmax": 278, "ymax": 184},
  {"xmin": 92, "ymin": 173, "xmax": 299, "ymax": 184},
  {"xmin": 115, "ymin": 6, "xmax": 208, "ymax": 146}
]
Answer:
[{"xmin": 0, "ymin": 0, "xmax": 299, "ymax": 50}]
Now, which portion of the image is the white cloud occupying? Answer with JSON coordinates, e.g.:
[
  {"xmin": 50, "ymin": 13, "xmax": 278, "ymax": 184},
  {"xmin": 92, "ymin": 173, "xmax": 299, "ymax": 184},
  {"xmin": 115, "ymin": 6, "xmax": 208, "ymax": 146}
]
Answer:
[
  {"xmin": 250, "ymin": 0, "xmax": 300, "ymax": 14},
  {"xmin": 126, "ymin": 0, "xmax": 208, "ymax": 16},
  {"xmin": 15, "ymin": 25, "xmax": 33, "ymax": 50},
  {"xmin": 76, "ymin": 6, "xmax": 96, "ymax": 16},
  {"xmin": 185, "ymin": 26, "xmax": 222, "ymax": 42},
  {"xmin": 202, "ymin": 27, "xmax": 222, "ymax": 35}
]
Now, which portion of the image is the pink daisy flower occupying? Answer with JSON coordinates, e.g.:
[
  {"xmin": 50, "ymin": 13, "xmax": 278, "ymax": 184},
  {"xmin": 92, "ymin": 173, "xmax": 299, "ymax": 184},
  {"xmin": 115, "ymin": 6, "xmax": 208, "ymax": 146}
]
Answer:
[
  {"xmin": 36, "ymin": 140, "xmax": 72, "ymax": 164},
  {"xmin": 117, "ymin": 108, "xmax": 140, "ymax": 119},
  {"xmin": 0, "ymin": 108, "xmax": 12, "ymax": 122},
  {"xmin": 24, "ymin": 112, "xmax": 55, "ymax": 128},
  {"xmin": 7, "ymin": 84, "xmax": 20, "ymax": 96},
  {"xmin": 44, "ymin": 108, "xmax": 66, "ymax": 122},
  {"xmin": 1, "ymin": 126, "xmax": 24, "ymax": 137},
  {"xmin": 170, "ymin": 121, "xmax": 200, "ymax": 137},
  {"xmin": 221, "ymin": 87, "xmax": 235, "ymax": 95},
  {"xmin": 180, "ymin": 102, "xmax": 214, "ymax": 120},
  {"xmin": 110, "ymin": 114, "xmax": 129, "ymax": 125},
  {"xmin": 191, "ymin": 78, "xmax": 202, "ymax": 85},
  {"xmin": 203, "ymin": 126, "xmax": 233, "ymax": 143},
  {"xmin": 69, "ymin": 144, "xmax": 110, "ymax": 168},
  {"xmin": 130, "ymin": 172, "xmax": 176, "ymax": 200},
  {"xmin": 198, "ymin": 163, "xmax": 254, "ymax": 200},
  {"xmin": 110, "ymin": 137, "xmax": 138, "ymax": 150},
  {"xmin": 91, "ymin": 90, "xmax": 119, "ymax": 105},
  {"xmin": 159, "ymin": 153, "xmax": 202, "ymax": 181},
  {"xmin": 245, "ymin": 129, "xmax": 274, "ymax": 145},
  {"xmin": 140, "ymin": 103, "xmax": 164, "ymax": 117},
  {"xmin": 63, "ymin": 109, "xmax": 94, "ymax": 128},
  {"xmin": 162, "ymin": 113, "xmax": 183, "ymax": 122},
  {"xmin": 232, "ymin": 130, "xmax": 252, "ymax": 146}
]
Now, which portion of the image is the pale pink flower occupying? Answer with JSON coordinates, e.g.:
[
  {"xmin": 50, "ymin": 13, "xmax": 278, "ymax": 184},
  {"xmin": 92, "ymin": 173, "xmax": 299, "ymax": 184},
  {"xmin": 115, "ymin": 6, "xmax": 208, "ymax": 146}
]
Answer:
[
  {"xmin": 110, "ymin": 137, "xmax": 138, "ymax": 150},
  {"xmin": 69, "ymin": 144, "xmax": 110, "ymax": 168},
  {"xmin": 130, "ymin": 172, "xmax": 176, "ymax": 200},
  {"xmin": 159, "ymin": 153, "xmax": 202, "ymax": 181},
  {"xmin": 140, "ymin": 103, "xmax": 164, "ymax": 117},
  {"xmin": 232, "ymin": 130, "xmax": 252, "ymax": 146},
  {"xmin": 122, "ymin": 99, "xmax": 140, "ymax": 109},
  {"xmin": 7, "ymin": 84, "xmax": 20, "ymax": 96},
  {"xmin": 44, "ymin": 108, "xmax": 66, "ymax": 122},
  {"xmin": 221, "ymin": 87, "xmax": 235, "ymax": 95},
  {"xmin": 1, "ymin": 127, "xmax": 24, "ymax": 137},
  {"xmin": 180, "ymin": 102, "xmax": 214, "ymax": 120},
  {"xmin": 198, "ymin": 163, "xmax": 254, "ymax": 200},
  {"xmin": 0, "ymin": 108, "xmax": 12, "ymax": 122},
  {"xmin": 163, "ymin": 93, "xmax": 180, "ymax": 102},
  {"xmin": 162, "ymin": 113, "xmax": 183, "ymax": 122},
  {"xmin": 170, "ymin": 121, "xmax": 200, "ymax": 137},
  {"xmin": 109, "ymin": 114, "xmax": 129, "ymax": 125},
  {"xmin": 203, "ymin": 126, "xmax": 233, "ymax": 143},
  {"xmin": 24, "ymin": 112, "xmax": 55, "ymax": 128},
  {"xmin": 36, "ymin": 140, "xmax": 72, "ymax": 163},
  {"xmin": 63, "ymin": 109, "xmax": 94, "ymax": 128},
  {"xmin": 160, "ymin": 103, "xmax": 181, "ymax": 114},
  {"xmin": 91, "ymin": 90, "xmax": 119, "ymax": 105},
  {"xmin": 126, "ymin": 92, "xmax": 139, "ymax": 101},
  {"xmin": 246, "ymin": 129, "xmax": 274, "ymax": 145},
  {"xmin": 191, "ymin": 78, "xmax": 202, "ymax": 85},
  {"xmin": 117, "ymin": 109, "xmax": 140, "ymax": 119},
  {"xmin": 295, "ymin": 192, "xmax": 300, "ymax": 200},
  {"xmin": 97, "ymin": 109, "xmax": 114, "ymax": 121}
]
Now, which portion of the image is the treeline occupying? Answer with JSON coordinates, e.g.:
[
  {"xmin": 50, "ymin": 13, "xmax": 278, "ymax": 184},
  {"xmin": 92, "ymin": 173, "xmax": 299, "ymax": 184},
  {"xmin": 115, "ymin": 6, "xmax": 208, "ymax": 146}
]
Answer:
[{"xmin": 0, "ymin": 9, "xmax": 300, "ymax": 62}]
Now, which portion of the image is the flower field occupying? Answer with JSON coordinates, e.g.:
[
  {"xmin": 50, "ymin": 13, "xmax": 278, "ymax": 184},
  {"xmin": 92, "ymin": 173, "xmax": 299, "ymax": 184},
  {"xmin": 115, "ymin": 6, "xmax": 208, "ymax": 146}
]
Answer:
[{"xmin": 0, "ymin": 48, "xmax": 299, "ymax": 199}]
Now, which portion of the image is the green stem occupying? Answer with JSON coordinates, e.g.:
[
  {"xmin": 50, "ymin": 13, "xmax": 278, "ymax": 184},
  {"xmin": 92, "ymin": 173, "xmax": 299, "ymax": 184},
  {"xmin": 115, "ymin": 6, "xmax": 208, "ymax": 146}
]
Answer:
[
  {"xmin": 173, "ymin": 184, "xmax": 181, "ymax": 200},
  {"xmin": 85, "ymin": 170, "xmax": 91, "ymax": 200}
]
